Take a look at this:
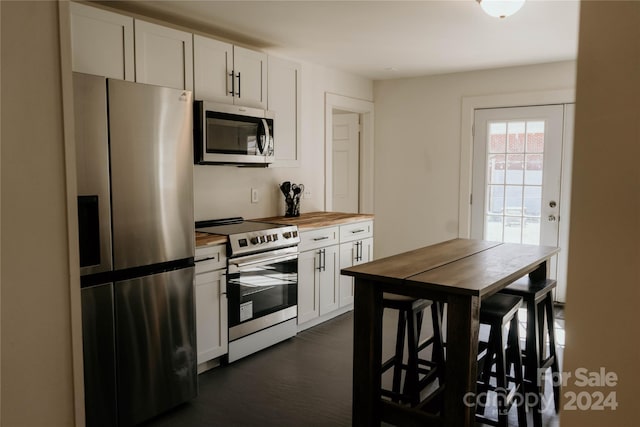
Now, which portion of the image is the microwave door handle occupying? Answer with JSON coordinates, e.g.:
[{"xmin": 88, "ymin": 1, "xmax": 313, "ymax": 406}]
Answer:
[
  {"xmin": 260, "ymin": 118, "xmax": 271, "ymax": 156},
  {"xmin": 256, "ymin": 119, "xmax": 268, "ymax": 155}
]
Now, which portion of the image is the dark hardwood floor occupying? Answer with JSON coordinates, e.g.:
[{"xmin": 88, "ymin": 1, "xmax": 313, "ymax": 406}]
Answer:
[{"xmin": 142, "ymin": 307, "xmax": 563, "ymax": 427}]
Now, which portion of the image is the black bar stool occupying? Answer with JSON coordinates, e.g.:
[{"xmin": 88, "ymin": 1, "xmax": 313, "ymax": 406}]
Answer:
[
  {"xmin": 476, "ymin": 293, "xmax": 527, "ymax": 427},
  {"xmin": 380, "ymin": 294, "xmax": 446, "ymax": 407},
  {"xmin": 500, "ymin": 277, "xmax": 560, "ymax": 427}
]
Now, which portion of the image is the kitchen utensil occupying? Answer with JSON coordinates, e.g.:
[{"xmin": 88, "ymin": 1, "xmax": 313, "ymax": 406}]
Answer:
[{"xmin": 280, "ymin": 181, "xmax": 291, "ymax": 198}]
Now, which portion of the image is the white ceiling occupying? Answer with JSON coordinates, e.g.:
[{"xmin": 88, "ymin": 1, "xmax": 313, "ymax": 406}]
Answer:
[{"xmin": 104, "ymin": 0, "xmax": 581, "ymax": 80}]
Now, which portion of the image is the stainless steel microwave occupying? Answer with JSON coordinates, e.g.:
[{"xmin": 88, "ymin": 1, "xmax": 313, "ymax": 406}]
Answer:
[{"xmin": 194, "ymin": 100, "xmax": 274, "ymax": 166}]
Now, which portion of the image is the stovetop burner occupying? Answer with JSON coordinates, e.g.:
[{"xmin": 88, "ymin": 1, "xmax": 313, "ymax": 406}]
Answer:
[{"xmin": 196, "ymin": 217, "xmax": 300, "ymax": 257}]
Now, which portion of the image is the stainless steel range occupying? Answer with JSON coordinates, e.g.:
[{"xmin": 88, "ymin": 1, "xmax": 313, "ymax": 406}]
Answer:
[{"xmin": 196, "ymin": 218, "xmax": 300, "ymax": 362}]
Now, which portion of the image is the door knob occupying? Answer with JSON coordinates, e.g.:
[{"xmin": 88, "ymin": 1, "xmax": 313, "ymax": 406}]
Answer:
[
  {"xmin": 549, "ymin": 201, "xmax": 557, "ymax": 208},
  {"xmin": 548, "ymin": 215, "xmax": 557, "ymax": 222}
]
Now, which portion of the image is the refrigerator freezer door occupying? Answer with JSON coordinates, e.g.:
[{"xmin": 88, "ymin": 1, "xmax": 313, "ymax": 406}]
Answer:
[
  {"xmin": 73, "ymin": 73, "xmax": 113, "ymax": 276},
  {"xmin": 115, "ymin": 267, "xmax": 197, "ymax": 426},
  {"xmin": 81, "ymin": 283, "xmax": 117, "ymax": 427},
  {"xmin": 108, "ymin": 79, "xmax": 194, "ymax": 269}
]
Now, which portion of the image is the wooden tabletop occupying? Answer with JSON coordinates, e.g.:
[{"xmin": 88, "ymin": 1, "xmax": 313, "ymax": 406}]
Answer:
[
  {"xmin": 407, "ymin": 242, "xmax": 560, "ymax": 297},
  {"xmin": 342, "ymin": 239, "xmax": 499, "ymax": 284},
  {"xmin": 342, "ymin": 238, "xmax": 560, "ymax": 296}
]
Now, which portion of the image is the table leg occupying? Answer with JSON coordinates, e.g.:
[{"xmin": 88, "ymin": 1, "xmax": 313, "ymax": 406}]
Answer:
[
  {"xmin": 352, "ymin": 278, "xmax": 383, "ymax": 426},
  {"xmin": 444, "ymin": 294, "xmax": 481, "ymax": 427},
  {"xmin": 528, "ymin": 261, "xmax": 547, "ymax": 427},
  {"xmin": 529, "ymin": 260, "xmax": 548, "ymax": 283}
]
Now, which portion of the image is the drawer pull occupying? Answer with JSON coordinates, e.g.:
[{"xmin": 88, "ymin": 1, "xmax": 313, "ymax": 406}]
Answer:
[
  {"xmin": 351, "ymin": 229, "xmax": 366, "ymax": 234},
  {"xmin": 313, "ymin": 236, "xmax": 330, "ymax": 241},
  {"xmin": 195, "ymin": 255, "xmax": 218, "ymax": 263}
]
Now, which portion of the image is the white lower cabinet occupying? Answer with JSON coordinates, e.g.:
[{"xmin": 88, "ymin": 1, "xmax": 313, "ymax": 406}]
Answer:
[
  {"xmin": 297, "ymin": 246, "xmax": 340, "ymax": 323},
  {"xmin": 297, "ymin": 220, "xmax": 373, "ymax": 330},
  {"xmin": 339, "ymin": 237, "xmax": 373, "ymax": 307},
  {"xmin": 195, "ymin": 244, "xmax": 227, "ymax": 366},
  {"xmin": 297, "ymin": 227, "xmax": 340, "ymax": 327}
]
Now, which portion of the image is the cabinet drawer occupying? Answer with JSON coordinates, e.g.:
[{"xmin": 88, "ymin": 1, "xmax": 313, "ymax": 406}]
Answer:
[
  {"xmin": 195, "ymin": 244, "xmax": 227, "ymax": 273},
  {"xmin": 298, "ymin": 226, "xmax": 339, "ymax": 252},
  {"xmin": 340, "ymin": 221, "xmax": 373, "ymax": 243}
]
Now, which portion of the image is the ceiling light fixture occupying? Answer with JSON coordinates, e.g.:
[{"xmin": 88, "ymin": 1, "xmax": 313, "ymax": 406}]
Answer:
[{"xmin": 476, "ymin": 0, "xmax": 525, "ymax": 19}]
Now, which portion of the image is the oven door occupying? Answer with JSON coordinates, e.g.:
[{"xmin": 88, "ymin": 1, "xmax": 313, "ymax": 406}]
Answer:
[{"xmin": 227, "ymin": 246, "xmax": 297, "ymax": 341}]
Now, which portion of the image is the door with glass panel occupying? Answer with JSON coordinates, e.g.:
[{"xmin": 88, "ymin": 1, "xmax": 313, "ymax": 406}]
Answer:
[{"xmin": 471, "ymin": 105, "xmax": 564, "ymax": 257}]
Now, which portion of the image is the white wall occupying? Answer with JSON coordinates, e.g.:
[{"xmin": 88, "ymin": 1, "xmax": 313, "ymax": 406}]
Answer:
[
  {"xmin": 1, "ymin": 1, "xmax": 77, "ymax": 425},
  {"xmin": 194, "ymin": 62, "xmax": 373, "ymax": 221},
  {"xmin": 373, "ymin": 61, "xmax": 576, "ymax": 258},
  {"xmin": 561, "ymin": 1, "xmax": 640, "ymax": 425}
]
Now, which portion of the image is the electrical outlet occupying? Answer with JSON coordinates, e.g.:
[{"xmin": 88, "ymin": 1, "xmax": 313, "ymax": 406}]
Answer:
[
  {"xmin": 303, "ymin": 190, "xmax": 311, "ymax": 199},
  {"xmin": 251, "ymin": 188, "xmax": 259, "ymax": 203}
]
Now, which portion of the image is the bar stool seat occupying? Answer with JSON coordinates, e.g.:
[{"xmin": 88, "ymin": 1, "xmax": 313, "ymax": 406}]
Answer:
[
  {"xmin": 476, "ymin": 293, "xmax": 527, "ymax": 427},
  {"xmin": 380, "ymin": 293, "xmax": 445, "ymax": 408},
  {"xmin": 500, "ymin": 277, "xmax": 560, "ymax": 427}
]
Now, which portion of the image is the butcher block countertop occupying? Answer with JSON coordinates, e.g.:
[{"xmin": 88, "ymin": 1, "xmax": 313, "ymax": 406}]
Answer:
[
  {"xmin": 255, "ymin": 211, "xmax": 374, "ymax": 231},
  {"xmin": 195, "ymin": 231, "xmax": 227, "ymax": 248},
  {"xmin": 195, "ymin": 212, "xmax": 373, "ymax": 247}
]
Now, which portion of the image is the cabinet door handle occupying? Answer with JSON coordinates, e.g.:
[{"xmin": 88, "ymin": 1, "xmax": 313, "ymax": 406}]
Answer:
[
  {"xmin": 318, "ymin": 248, "xmax": 326, "ymax": 272},
  {"xmin": 228, "ymin": 70, "xmax": 235, "ymax": 96},
  {"xmin": 355, "ymin": 241, "xmax": 362, "ymax": 262},
  {"xmin": 220, "ymin": 273, "xmax": 227, "ymax": 296},
  {"xmin": 236, "ymin": 71, "xmax": 241, "ymax": 97}
]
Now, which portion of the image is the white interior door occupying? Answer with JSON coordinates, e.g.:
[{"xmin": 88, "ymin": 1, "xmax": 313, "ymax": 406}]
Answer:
[
  {"xmin": 471, "ymin": 105, "xmax": 566, "ymax": 291},
  {"xmin": 332, "ymin": 113, "xmax": 360, "ymax": 213}
]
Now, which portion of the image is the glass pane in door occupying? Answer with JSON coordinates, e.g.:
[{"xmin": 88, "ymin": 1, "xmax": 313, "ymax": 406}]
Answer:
[{"xmin": 484, "ymin": 120, "xmax": 545, "ymax": 244}]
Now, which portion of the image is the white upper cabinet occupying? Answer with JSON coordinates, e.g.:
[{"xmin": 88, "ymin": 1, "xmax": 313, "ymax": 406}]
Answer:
[
  {"xmin": 193, "ymin": 35, "xmax": 266, "ymax": 108},
  {"xmin": 268, "ymin": 56, "xmax": 301, "ymax": 167},
  {"xmin": 69, "ymin": 2, "xmax": 134, "ymax": 81},
  {"xmin": 193, "ymin": 35, "xmax": 232, "ymax": 103},
  {"xmin": 232, "ymin": 46, "xmax": 267, "ymax": 108},
  {"xmin": 134, "ymin": 20, "xmax": 193, "ymax": 91}
]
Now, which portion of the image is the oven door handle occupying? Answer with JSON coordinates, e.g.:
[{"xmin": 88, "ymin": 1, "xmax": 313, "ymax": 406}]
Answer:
[{"xmin": 230, "ymin": 252, "xmax": 299, "ymax": 269}]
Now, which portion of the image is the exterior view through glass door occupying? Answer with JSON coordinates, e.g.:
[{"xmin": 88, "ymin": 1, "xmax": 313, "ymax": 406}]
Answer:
[{"xmin": 471, "ymin": 105, "xmax": 566, "ymax": 296}]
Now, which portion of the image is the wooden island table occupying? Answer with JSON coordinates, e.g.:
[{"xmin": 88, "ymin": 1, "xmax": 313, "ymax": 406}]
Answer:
[{"xmin": 341, "ymin": 238, "xmax": 559, "ymax": 427}]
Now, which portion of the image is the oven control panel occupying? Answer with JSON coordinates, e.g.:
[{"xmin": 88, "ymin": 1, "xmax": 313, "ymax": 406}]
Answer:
[{"xmin": 230, "ymin": 226, "xmax": 300, "ymax": 256}]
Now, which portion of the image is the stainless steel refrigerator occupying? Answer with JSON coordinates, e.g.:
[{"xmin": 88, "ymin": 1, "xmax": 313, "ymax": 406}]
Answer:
[{"xmin": 74, "ymin": 73, "xmax": 196, "ymax": 427}]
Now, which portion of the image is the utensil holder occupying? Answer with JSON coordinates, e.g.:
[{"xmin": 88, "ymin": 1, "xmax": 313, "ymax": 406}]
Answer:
[{"xmin": 285, "ymin": 198, "xmax": 300, "ymax": 217}]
